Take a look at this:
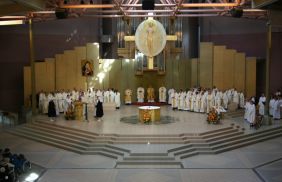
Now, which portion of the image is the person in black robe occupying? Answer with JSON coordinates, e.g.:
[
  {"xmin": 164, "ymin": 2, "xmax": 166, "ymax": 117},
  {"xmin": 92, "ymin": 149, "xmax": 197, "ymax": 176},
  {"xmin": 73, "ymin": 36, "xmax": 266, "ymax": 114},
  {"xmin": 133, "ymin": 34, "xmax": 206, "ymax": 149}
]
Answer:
[
  {"xmin": 95, "ymin": 99, "xmax": 103, "ymax": 121},
  {"xmin": 48, "ymin": 100, "xmax": 56, "ymax": 121}
]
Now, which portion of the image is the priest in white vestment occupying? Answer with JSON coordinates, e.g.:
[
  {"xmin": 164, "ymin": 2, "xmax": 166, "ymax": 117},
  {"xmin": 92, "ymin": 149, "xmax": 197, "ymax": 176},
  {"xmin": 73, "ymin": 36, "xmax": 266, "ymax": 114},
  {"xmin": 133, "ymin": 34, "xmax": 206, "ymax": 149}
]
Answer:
[
  {"xmin": 171, "ymin": 92, "xmax": 178, "ymax": 110},
  {"xmin": 233, "ymin": 90, "xmax": 239, "ymax": 108},
  {"xmin": 206, "ymin": 91, "xmax": 214, "ymax": 113},
  {"xmin": 194, "ymin": 92, "xmax": 201, "ymax": 112},
  {"xmin": 168, "ymin": 88, "xmax": 175, "ymax": 105},
  {"xmin": 273, "ymin": 97, "xmax": 281, "ymax": 120},
  {"xmin": 223, "ymin": 91, "xmax": 229, "ymax": 110},
  {"xmin": 239, "ymin": 92, "xmax": 245, "ymax": 108},
  {"xmin": 269, "ymin": 95, "xmax": 275, "ymax": 116},
  {"xmin": 200, "ymin": 92, "xmax": 207, "ymax": 113},
  {"xmin": 104, "ymin": 90, "xmax": 110, "ymax": 103},
  {"xmin": 159, "ymin": 87, "xmax": 167, "ymax": 103},
  {"xmin": 178, "ymin": 90, "xmax": 185, "ymax": 110},
  {"xmin": 109, "ymin": 89, "xmax": 115, "ymax": 103},
  {"xmin": 137, "ymin": 87, "xmax": 145, "ymax": 103},
  {"xmin": 258, "ymin": 93, "xmax": 266, "ymax": 116},
  {"xmin": 114, "ymin": 90, "xmax": 121, "ymax": 109},
  {"xmin": 244, "ymin": 100, "xmax": 251, "ymax": 121},
  {"xmin": 248, "ymin": 101, "xmax": 256, "ymax": 125}
]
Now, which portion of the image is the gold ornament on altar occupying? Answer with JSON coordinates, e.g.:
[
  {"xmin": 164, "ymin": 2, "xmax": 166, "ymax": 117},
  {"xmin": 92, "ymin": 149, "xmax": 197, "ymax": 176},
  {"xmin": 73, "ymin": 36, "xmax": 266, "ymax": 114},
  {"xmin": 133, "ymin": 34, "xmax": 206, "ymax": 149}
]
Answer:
[{"xmin": 135, "ymin": 19, "xmax": 167, "ymax": 58}]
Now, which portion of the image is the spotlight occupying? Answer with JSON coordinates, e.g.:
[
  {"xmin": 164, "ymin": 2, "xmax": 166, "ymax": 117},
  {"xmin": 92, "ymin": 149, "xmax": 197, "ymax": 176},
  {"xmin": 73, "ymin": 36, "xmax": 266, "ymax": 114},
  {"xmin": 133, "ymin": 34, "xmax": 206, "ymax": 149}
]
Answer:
[
  {"xmin": 142, "ymin": 0, "xmax": 155, "ymax": 10},
  {"xmin": 80, "ymin": 0, "xmax": 85, "ymax": 4},
  {"xmin": 230, "ymin": 7, "xmax": 243, "ymax": 18},
  {"xmin": 90, "ymin": 0, "xmax": 93, "ymax": 4}
]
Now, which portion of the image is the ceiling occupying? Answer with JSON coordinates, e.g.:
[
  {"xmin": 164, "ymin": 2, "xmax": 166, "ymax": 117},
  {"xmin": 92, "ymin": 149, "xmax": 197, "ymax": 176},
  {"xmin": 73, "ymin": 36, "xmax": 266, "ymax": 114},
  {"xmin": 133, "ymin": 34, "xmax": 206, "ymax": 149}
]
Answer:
[{"xmin": 0, "ymin": 0, "xmax": 269, "ymax": 20}]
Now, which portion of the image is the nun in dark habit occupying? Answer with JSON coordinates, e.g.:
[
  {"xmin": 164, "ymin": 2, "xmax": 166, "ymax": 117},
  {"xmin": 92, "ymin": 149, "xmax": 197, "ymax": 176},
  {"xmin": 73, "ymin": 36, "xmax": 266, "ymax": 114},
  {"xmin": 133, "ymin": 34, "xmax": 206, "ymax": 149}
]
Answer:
[{"xmin": 95, "ymin": 97, "xmax": 104, "ymax": 121}]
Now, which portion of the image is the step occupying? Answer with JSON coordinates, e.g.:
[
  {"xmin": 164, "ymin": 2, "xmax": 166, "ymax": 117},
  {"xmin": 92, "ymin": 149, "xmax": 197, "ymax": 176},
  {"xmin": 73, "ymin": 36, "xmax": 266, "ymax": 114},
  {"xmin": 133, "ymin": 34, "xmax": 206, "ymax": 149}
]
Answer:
[
  {"xmin": 123, "ymin": 156, "xmax": 175, "ymax": 161},
  {"xmin": 197, "ymin": 126, "xmax": 234, "ymax": 136},
  {"xmin": 85, "ymin": 147, "xmax": 125, "ymax": 156},
  {"xmin": 204, "ymin": 131, "xmax": 245, "ymax": 142},
  {"xmin": 9, "ymin": 128, "xmax": 88, "ymax": 150},
  {"xmin": 18, "ymin": 126, "xmax": 91, "ymax": 147},
  {"xmin": 7, "ymin": 130, "xmax": 85, "ymax": 154},
  {"xmin": 82, "ymin": 151, "xmax": 120, "ymax": 159},
  {"xmin": 173, "ymin": 146, "xmax": 212, "ymax": 156},
  {"xmin": 210, "ymin": 127, "xmax": 282, "ymax": 146},
  {"xmin": 201, "ymin": 128, "xmax": 241, "ymax": 139},
  {"xmin": 214, "ymin": 131, "xmax": 282, "ymax": 154},
  {"xmin": 179, "ymin": 150, "xmax": 216, "ymax": 159},
  {"xmin": 26, "ymin": 124, "xmax": 95, "ymax": 142},
  {"xmin": 211, "ymin": 128, "xmax": 282, "ymax": 150},
  {"xmin": 130, "ymin": 153, "xmax": 168, "ymax": 156},
  {"xmin": 116, "ymin": 160, "xmax": 183, "ymax": 169}
]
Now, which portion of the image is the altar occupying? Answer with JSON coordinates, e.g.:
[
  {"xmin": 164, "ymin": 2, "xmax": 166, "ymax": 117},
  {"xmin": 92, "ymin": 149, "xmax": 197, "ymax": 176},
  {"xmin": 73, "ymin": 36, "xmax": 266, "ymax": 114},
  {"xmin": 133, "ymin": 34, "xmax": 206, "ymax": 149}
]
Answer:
[{"xmin": 138, "ymin": 106, "xmax": 160, "ymax": 122}]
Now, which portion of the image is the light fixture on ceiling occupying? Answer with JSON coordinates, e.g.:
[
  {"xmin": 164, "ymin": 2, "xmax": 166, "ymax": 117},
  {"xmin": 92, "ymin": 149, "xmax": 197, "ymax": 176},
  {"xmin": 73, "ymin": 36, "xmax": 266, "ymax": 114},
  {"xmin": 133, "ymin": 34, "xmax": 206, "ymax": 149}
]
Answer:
[{"xmin": 0, "ymin": 20, "xmax": 24, "ymax": 26}]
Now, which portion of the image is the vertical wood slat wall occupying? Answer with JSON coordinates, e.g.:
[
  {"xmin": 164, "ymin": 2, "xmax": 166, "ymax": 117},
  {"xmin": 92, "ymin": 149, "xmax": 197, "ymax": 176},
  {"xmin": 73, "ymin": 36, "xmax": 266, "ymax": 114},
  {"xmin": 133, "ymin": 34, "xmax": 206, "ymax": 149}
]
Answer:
[{"xmin": 23, "ymin": 42, "xmax": 256, "ymax": 106}]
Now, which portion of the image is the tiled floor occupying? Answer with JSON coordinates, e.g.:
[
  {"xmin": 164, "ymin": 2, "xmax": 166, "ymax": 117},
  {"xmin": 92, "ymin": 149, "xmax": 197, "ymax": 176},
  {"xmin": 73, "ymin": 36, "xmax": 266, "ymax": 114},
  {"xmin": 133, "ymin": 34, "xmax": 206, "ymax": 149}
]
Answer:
[{"xmin": 1, "ymin": 106, "xmax": 282, "ymax": 182}]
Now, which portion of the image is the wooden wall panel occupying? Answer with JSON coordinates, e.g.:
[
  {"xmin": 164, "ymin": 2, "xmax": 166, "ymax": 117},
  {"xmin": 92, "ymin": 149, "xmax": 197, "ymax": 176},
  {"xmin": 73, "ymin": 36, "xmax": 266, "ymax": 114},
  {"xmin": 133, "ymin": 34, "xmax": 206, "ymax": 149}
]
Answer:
[
  {"xmin": 191, "ymin": 58, "xmax": 198, "ymax": 87},
  {"xmin": 45, "ymin": 58, "xmax": 55, "ymax": 92},
  {"xmin": 234, "ymin": 52, "xmax": 246, "ymax": 92},
  {"xmin": 246, "ymin": 57, "xmax": 257, "ymax": 98},
  {"xmin": 213, "ymin": 46, "xmax": 225, "ymax": 90},
  {"xmin": 199, "ymin": 42, "xmax": 213, "ymax": 88},
  {"xmin": 74, "ymin": 46, "xmax": 86, "ymax": 90},
  {"xmin": 223, "ymin": 49, "xmax": 236, "ymax": 90},
  {"xmin": 35, "ymin": 62, "xmax": 46, "ymax": 93},
  {"xmin": 64, "ymin": 50, "xmax": 77, "ymax": 90},
  {"xmin": 55, "ymin": 54, "xmax": 66, "ymax": 90},
  {"xmin": 23, "ymin": 67, "xmax": 31, "ymax": 107}
]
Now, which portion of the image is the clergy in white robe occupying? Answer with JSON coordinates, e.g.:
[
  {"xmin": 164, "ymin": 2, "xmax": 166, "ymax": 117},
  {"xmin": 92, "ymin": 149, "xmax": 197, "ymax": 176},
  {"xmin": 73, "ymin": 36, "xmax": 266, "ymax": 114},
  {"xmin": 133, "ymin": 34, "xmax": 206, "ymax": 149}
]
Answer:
[
  {"xmin": 42, "ymin": 93, "xmax": 49, "ymax": 114},
  {"xmin": 57, "ymin": 91, "xmax": 64, "ymax": 113},
  {"xmin": 114, "ymin": 91, "xmax": 121, "ymax": 109},
  {"xmin": 178, "ymin": 91, "xmax": 185, "ymax": 110},
  {"xmin": 248, "ymin": 102, "xmax": 256, "ymax": 124},
  {"xmin": 215, "ymin": 92, "xmax": 222, "ymax": 108},
  {"xmin": 194, "ymin": 93, "xmax": 201, "ymax": 112},
  {"xmin": 258, "ymin": 94, "xmax": 266, "ymax": 116},
  {"xmin": 239, "ymin": 92, "xmax": 245, "ymax": 108},
  {"xmin": 168, "ymin": 89, "xmax": 175, "ymax": 105},
  {"xmin": 244, "ymin": 100, "xmax": 250, "ymax": 121},
  {"xmin": 200, "ymin": 92, "xmax": 207, "ymax": 113},
  {"xmin": 159, "ymin": 87, "xmax": 167, "ymax": 103},
  {"xmin": 233, "ymin": 90, "xmax": 239, "ymax": 108},
  {"xmin": 191, "ymin": 93, "xmax": 197, "ymax": 112},
  {"xmin": 273, "ymin": 97, "xmax": 281, "ymax": 120},
  {"xmin": 39, "ymin": 91, "xmax": 45, "ymax": 113},
  {"xmin": 206, "ymin": 92, "xmax": 214, "ymax": 113},
  {"xmin": 171, "ymin": 92, "xmax": 178, "ymax": 109},
  {"xmin": 269, "ymin": 96, "xmax": 275, "ymax": 116},
  {"xmin": 223, "ymin": 91, "xmax": 229, "ymax": 110},
  {"xmin": 104, "ymin": 90, "xmax": 110, "ymax": 103},
  {"xmin": 137, "ymin": 87, "xmax": 145, "ymax": 103},
  {"xmin": 109, "ymin": 89, "xmax": 115, "ymax": 103}
]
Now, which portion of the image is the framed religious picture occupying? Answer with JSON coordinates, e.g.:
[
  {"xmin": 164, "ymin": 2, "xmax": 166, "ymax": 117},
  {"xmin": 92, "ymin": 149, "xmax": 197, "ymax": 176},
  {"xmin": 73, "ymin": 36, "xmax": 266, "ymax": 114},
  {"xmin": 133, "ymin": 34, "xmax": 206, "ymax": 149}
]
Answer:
[{"xmin": 81, "ymin": 59, "xmax": 93, "ymax": 76}]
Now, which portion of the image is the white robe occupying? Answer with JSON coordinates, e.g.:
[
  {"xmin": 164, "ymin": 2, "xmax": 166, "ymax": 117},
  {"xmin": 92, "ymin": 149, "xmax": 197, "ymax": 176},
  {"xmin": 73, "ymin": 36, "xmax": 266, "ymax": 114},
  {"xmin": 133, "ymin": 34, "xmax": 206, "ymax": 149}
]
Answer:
[
  {"xmin": 172, "ymin": 93, "xmax": 178, "ymax": 109},
  {"xmin": 200, "ymin": 94, "xmax": 207, "ymax": 113},
  {"xmin": 258, "ymin": 96, "xmax": 266, "ymax": 115},
  {"xmin": 109, "ymin": 90, "xmax": 115, "ymax": 103},
  {"xmin": 244, "ymin": 101, "xmax": 250, "ymax": 120},
  {"xmin": 223, "ymin": 92, "xmax": 229, "ymax": 109},
  {"xmin": 206, "ymin": 94, "xmax": 214, "ymax": 113},
  {"xmin": 137, "ymin": 87, "xmax": 145, "ymax": 103},
  {"xmin": 168, "ymin": 89, "xmax": 175, "ymax": 105},
  {"xmin": 269, "ymin": 99, "xmax": 275, "ymax": 116},
  {"xmin": 159, "ymin": 87, "xmax": 167, "ymax": 102},
  {"xmin": 114, "ymin": 92, "xmax": 121, "ymax": 108},
  {"xmin": 239, "ymin": 93, "xmax": 245, "ymax": 108},
  {"xmin": 233, "ymin": 91, "xmax": 239, "ymax": 107},
  {"xmin": 248, "ymin": 104, "xmax": 256, "ymax": 124},
  {"xmin": 194, "ymin": 94, "xmax": 201, "ymax": 112},
  {"xmin": 178, "ymin": 92, "xmax": 185, "ymax": 110},
  {"xmin": 273, "ymin": 100, "xmax": 281, "ymax": 119}
]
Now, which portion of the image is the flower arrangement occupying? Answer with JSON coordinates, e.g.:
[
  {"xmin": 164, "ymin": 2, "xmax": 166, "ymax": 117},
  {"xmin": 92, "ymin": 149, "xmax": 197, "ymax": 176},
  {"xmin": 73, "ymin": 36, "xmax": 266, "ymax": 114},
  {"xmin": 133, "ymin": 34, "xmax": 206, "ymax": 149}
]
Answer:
[
  {"xmin": 64, "ymin": 106, "xmax": 75, "ymax": 120},
  {"xmin": 207, "ymin": 108, "xmax": 220, "ymax": 124},
  {"xmin": 143, "ymin": 110, "xmax": 151, "ymax": 124}
]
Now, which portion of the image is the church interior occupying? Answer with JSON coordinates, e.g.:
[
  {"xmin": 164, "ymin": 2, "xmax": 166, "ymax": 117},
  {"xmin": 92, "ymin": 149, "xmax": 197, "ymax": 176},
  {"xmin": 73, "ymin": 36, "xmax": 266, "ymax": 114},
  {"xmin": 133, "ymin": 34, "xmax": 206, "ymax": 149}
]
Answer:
[{"xmin": 0, "ymin": 0, "xmax": 282, "ymax": 181}]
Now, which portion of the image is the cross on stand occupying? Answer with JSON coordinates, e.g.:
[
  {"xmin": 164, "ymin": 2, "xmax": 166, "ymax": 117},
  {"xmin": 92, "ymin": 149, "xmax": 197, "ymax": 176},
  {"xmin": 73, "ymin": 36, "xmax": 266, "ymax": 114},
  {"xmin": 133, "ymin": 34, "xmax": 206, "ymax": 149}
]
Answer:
[{"xmin": 124, "ymin": 35, "xmax": 177, "ymax": 70}]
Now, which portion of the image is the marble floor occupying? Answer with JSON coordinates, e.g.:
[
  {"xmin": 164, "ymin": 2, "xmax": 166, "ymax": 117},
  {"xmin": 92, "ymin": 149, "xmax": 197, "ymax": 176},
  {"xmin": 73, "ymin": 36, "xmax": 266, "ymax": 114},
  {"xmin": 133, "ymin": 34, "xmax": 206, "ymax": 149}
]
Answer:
[{"xmin": 1, "ymin": 106, "xmax": 282, "ymax": 182}]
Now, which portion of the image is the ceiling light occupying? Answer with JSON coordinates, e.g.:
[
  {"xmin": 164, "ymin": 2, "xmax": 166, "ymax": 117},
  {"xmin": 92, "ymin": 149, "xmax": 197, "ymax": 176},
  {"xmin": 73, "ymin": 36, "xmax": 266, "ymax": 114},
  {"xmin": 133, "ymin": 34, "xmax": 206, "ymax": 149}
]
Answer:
[{"xmin": 0, "ymin": 20, "xmax": 24, "ymax": 26}]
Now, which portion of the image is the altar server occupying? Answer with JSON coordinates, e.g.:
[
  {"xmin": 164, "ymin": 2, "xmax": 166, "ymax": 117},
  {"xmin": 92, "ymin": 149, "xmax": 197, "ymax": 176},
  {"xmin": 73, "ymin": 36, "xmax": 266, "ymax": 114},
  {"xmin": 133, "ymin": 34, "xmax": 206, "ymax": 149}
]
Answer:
[
  {"xmin": 239, "ymin": 92, "xmax": 245, "ymax": 108},
  {"xmin": 258, "ymin": 93, "xmax": 266, "ymax": 116},
  {"xmin": 114, "ymin": 90, "xmax": 121, "ymax": 109},
  {"xmin": 273, "ymin": 96, "xmax": 281, "ymax": 120},
  {"xmin": 248, "ymin": 101, "xmax": 256, "ymax": 125}
]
